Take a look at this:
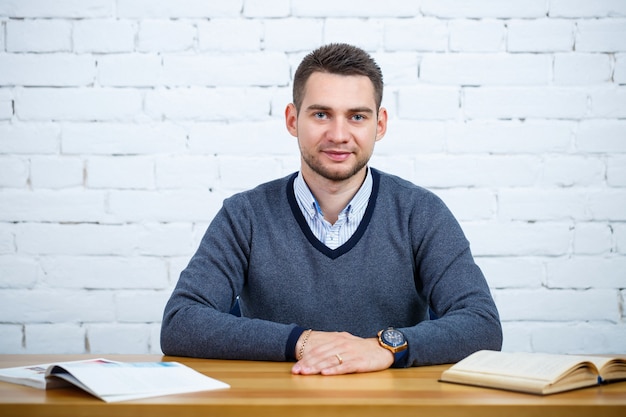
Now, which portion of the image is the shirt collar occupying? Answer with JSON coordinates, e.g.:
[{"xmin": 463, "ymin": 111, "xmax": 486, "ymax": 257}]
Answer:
[{"xmin": 294, "ymin": 168, "xmax": 373, "ymax": 220}]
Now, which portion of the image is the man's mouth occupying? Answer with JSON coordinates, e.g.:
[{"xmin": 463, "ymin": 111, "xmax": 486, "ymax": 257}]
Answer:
[{"xmin": 322, "ymin": 150, "xmax": 352, "ymax": 162}]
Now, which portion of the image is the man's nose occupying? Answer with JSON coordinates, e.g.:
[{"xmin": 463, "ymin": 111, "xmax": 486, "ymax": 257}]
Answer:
[{"xmin": 328, "ymin": 118, "xmax": 350, "ymax": 142}]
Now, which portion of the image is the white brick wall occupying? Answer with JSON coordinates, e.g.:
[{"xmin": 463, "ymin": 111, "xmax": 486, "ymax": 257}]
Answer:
[{"xmin": 0, "ymin": 1, "xmax": 624, "ymax": 355}]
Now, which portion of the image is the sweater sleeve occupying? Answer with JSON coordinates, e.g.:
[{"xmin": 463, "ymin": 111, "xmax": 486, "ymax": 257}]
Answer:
[
  {"xmin": 398, "ymin": 193, "xmax": 502, "ymax": 366},
  {"xmin": 160, "ymin": 194, "xmax": 298, "ymax": 361}
]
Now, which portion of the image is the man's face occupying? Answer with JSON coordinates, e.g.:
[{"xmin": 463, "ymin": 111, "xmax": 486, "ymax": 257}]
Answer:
[{"xmin": 285, "ymin": 72, "xmax": 387, "ymax": 184}]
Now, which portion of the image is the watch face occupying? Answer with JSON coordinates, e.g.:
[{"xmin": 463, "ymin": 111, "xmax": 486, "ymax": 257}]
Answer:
[{"xmin": 382, "ymin": 329, "xmax": 405, "ymax": 347}]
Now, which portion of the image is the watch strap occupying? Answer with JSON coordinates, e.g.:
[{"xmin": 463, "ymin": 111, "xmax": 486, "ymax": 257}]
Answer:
[{"xmin": 392, "ymin": 348, "xmax": 408, "ymax": 367}]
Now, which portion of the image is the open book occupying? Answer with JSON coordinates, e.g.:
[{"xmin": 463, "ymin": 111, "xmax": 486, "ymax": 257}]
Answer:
[
  {"xmin": 0, "ymin": 358, "xmax": 230, "ymax": 402},
  {"xmin": 440, "ymin": 350, "xmax": 626, "ymax": 395}
]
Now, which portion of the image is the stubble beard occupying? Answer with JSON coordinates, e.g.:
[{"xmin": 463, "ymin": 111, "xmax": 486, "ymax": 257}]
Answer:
[{"xmin": 301, "ymin": 149, "xmax": 369, "ymax": 182}]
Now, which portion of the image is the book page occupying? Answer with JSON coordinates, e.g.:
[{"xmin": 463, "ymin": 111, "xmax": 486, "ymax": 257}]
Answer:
[
  {"xmin": 447, "ymin": 350, "xmax": 598, "ymax": 382},
  {"xmin": 584, "ymin": 356, "xmax": 626, "ymax": 381}
]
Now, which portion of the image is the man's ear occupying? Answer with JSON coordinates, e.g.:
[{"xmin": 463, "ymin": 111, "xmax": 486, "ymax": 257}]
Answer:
[
  {"xmin": 285, "ymin": 103, "xmax": 298, "ymax": 137},
  {"xmin": 376, "ymin": 107, "xmax": 388, "ymax": 141}
]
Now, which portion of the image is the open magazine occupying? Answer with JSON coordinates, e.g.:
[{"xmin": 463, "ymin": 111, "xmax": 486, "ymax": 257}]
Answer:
[{"xmin": 0, "ymin": 358, "xmax": 230, "ymax": 402}]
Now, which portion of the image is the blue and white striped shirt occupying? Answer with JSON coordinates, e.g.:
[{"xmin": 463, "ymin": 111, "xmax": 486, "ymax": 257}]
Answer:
[{"xmin": 293, "ymin": 168, "xmax": 373, "ymax": 250}]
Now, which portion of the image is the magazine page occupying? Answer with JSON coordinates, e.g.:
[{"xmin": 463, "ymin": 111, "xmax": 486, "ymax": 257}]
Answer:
[
  {"xmin": 0, "ymin": 358, "xmax": 117, "ymax": 390},
  {"xmin": 48, "ymin": 361, "xmax": 230, "ymax": 402}
]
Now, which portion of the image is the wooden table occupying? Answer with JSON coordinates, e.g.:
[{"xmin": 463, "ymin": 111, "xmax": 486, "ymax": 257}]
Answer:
[{"xmin": 0, "ymin": 354, "xmax": 625, "ymax": 417}]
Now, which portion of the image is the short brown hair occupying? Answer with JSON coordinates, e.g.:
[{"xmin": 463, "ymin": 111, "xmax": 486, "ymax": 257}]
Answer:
[{"xmin": 292, "ymin": 43, "xmax": 384, "ymax": 112}]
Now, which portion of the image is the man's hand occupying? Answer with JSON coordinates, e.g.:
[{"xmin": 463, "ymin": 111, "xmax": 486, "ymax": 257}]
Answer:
[{"xmin": 291, "ymin": 331, "xmax": 394, "ymax": 375}]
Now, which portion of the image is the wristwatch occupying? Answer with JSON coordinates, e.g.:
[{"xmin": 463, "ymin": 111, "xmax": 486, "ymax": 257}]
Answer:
[{"xmin": 377, "ymin": 327, "xmax": 408, "ymax": 364}]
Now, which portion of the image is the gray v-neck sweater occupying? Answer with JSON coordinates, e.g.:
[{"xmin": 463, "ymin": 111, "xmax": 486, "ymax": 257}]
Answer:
[{"xmin": 161, "ymin": 169, "xmax": 502, "ymax": 366}]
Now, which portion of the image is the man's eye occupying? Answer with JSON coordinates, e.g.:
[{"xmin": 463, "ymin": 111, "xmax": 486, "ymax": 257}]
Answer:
[
  {"xmin": 314, "ymin": 112, "xmax": 327, "ymax": 119},
  {"xmin": 353, "ymin": 114, "xmax": 365, "ymax": 121}
]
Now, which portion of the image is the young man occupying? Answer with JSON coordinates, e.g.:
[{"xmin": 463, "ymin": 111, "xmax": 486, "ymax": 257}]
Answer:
[{"xmin": 161, "ymin": 43, "xmax": 502, "ymax": 375}]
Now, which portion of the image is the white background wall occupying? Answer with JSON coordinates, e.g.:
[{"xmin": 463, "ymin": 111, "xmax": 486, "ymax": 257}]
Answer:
[{"xmin": 0, "ymin": 0, "xmax": 625, "ymax": 355}]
